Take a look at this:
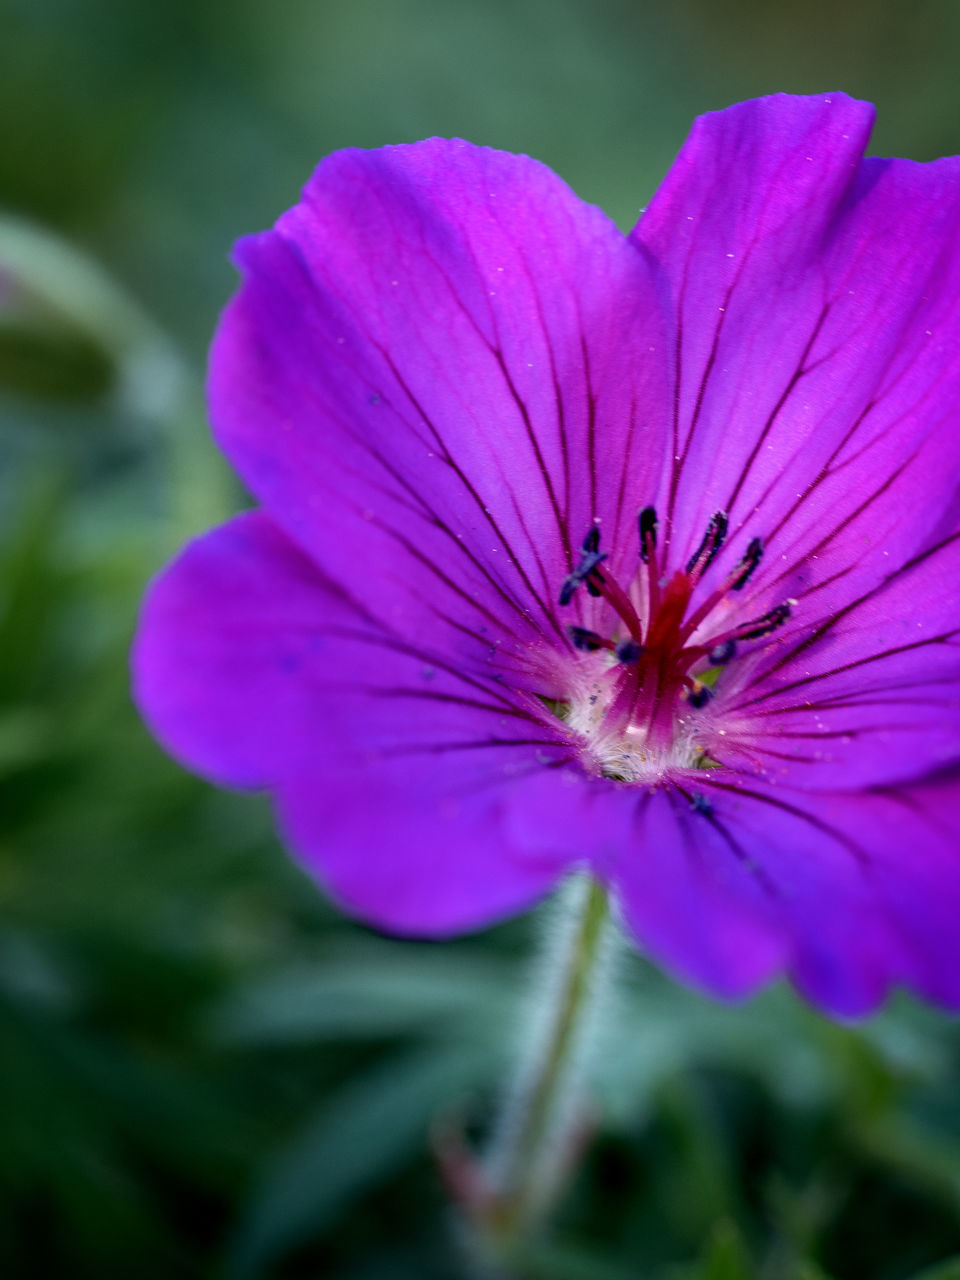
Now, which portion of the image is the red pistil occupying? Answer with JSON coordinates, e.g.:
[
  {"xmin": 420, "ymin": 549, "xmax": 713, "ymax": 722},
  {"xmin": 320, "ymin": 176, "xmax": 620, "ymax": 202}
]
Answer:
[
  {"xmin": 558, "ymin": 510, "xmax": 791, "ymax": 749},
  {"xmin": 645, "ymin": 570, "xmax": 692, "ymax": 651}
]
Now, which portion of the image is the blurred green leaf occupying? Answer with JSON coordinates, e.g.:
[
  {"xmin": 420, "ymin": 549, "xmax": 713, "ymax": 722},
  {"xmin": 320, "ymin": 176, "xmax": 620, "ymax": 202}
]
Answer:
[
  {"xmin": 789, "ymin": 1265, "xmax": 836, "ymax": 1280},
  {"xmin": 228, "ymin": 1042, "xmax": 498, "ymax": 1275},
  {"xmin": 0, "ymin": 474, "xmax": 69, "ymax": 705},
  {"xmin": 0, "ymin": 316, "xmax": 114, "ymax": 401},
  {"xmin": 0, "ymin": 213, "xmax": 180, "ymax": 411},
  {"xmin": 506, "ymin": 1239, "xmax": 631, "ymax": 1280},
  {"xmin": 206, "ymin": 943, "xmax": 511, "ymax": 1046},
  {"xmin": 851, "ymin": 1117, "xmax": 960, "ymax": 1212},
  {"xmin": 908, "ymin": 1259, "xmax": 960, "ymax": 1280},
  {"xmin": 692, "ymin": 1220, "xmax": 752, "ymax": 1280}
]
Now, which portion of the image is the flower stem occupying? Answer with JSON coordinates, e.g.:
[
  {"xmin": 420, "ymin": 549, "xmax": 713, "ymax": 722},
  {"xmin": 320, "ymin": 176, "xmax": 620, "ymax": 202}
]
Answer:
[{"xmin": 485, "ymin": 876, "xmax": 611, "ymax": 1252}]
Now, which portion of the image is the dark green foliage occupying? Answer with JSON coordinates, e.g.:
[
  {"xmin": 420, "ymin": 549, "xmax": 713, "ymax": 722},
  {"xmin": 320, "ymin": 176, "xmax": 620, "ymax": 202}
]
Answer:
[{"xmin": 2, "ymin": 1, "xmax": 960, "ymax": 1276}]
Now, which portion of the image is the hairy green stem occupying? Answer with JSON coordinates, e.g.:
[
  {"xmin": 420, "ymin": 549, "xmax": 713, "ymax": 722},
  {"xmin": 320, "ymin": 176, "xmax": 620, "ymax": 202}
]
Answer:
[{"xmin": 486, "ymin": 876, "xmax": 611, "ymax": 1251}]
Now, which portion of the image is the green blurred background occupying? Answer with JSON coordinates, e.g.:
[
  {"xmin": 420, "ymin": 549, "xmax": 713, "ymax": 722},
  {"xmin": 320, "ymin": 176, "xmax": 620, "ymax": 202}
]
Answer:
[{"xmin": 3, "ymin": 1, "xmax": 960, "ymax": 1277}]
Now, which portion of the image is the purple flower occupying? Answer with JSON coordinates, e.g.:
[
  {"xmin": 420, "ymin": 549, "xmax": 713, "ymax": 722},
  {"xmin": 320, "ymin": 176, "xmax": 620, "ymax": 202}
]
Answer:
[{"xmin": 133, "ymin": 93, "xmax": 960, "ymax": 1017}]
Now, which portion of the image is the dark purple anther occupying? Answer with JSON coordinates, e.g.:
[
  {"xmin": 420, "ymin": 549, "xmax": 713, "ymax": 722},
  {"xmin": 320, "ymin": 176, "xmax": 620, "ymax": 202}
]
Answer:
[
  {"xmin": 686, "ymin": 510, "xmax": 729, "ymax": 577},
  {"xmin": 709, "ymin": 638, "xmax": 737, "ymax": 665},
  {"xmin": 731, "ymin": 537, "xmax": 764, "ymax": 590},
  {"xmin": 568, "ymin": 626, "xmax": 609, "ymax": 652},
  {"xmin": 615, "ymin": 638, "xmax": 644, "ymax": 664},
  {"xmin": 559, "ymin": 527, "xmax": 608, "ymax": 605},
  {"xmin": 638, "ymin": 506, "xmax": 658, "ymax": 564},
  {"xmin": 735, "ymin": 601, "xmax": 791, "ymax": 641}
]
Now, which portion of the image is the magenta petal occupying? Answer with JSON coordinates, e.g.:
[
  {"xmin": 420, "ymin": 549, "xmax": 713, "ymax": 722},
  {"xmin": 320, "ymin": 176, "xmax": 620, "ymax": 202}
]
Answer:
[
  {"xmin": 509, "ymin": 765, "xmax": 960, "ymax": 1015},
  {"xmin": 132, "ymin": 510, "xmax": 568, "ymax": 787},
  {"xmin": 505, "ymin": 770, "xmax": 787, "ymax": 999},
  {"xmin": 209, "ymin": 140, "xmax": 670, "ymax": 668},
  {"xmin": 277, "ymin": 757, "xmax": 567, "ymax": 937},
  {"xmin": 133, "ymin": 511, "xmax": 340, "ymax": 789},
  {"xmin": 133, "ymin": 511, "xmax": 569, "ymax": 932},
  {"xmin": 656, "ymin": 773, "xmax": 960, "ymax": 1016},
  {"xmin": 707, "ymin": 523, "xmax": 960, "ymax": 789},
  {"xmin": 635, "ymin": 93, "xmax": 960, "ymax": 634}
]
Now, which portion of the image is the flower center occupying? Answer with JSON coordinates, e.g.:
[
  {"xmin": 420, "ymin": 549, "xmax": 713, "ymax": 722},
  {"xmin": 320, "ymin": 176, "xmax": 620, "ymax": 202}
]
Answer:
[{"xmin": 556, "ymin": 507, "xmax": 791, "ymax": 781}]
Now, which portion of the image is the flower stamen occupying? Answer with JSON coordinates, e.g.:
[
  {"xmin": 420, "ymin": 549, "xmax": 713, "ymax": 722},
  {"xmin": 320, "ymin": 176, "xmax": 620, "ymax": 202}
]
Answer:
[
  {"xmin": 560, "ymin": 527, "xmax": 645, "ymax": 641},
  {"xmin": 567, "ymin": 626, "xmax": 614, "ymax": 653},
  {"xmin": 614, "ymin": 638, "xmax": 644, "ymax": 665},
  {"xmin": 556, "ymin": 511, "xmax": 793, "ymax": 767},
  {"xmin": 638, "ymin": 506, "xmax": 662, "ymax": 619},
  {"xmin": 730, "ymin": 536, "xmax": 764, "ymax": 591},
  {"xmin": 708, "ymin": 638, "xmax": 737, "ymax": 666},
  {"xmin": 678, "ymin": 534, "xmax": 765, "ymax": 642},
  {"xmin": 711, "ymin": 601, "xmax": 792, "ymax": 645},
  {"xmin": 685, "ymin": 509, "xmax": 729, "ymax": 581},
  {"xmin": 558, "ymin": 528, "xmax": 608, "ymax": 606}
]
